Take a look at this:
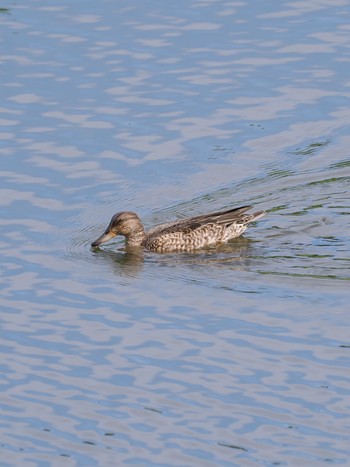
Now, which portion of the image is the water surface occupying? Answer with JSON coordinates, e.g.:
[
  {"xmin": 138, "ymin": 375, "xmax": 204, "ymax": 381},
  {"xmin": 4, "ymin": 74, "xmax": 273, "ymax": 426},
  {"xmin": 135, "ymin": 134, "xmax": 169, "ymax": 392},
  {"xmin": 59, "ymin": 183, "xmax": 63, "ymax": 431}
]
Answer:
[{"xmin": 1, "ymin": 0, "xmax": 350, "ymax": 466}]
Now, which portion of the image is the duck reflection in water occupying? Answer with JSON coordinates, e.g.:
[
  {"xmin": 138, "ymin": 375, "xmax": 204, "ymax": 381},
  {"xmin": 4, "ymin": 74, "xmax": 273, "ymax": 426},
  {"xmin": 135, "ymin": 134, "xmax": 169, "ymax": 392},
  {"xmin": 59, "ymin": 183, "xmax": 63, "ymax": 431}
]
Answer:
[{"xmin": 91, "ymin": 234, "xmax": 261, "ymax": 278}]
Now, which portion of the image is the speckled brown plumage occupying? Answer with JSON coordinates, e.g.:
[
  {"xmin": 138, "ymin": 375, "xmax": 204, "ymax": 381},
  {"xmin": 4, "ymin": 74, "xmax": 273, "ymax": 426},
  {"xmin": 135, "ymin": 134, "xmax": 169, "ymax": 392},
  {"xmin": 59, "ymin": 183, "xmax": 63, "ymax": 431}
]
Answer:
[{"xmin": 91, "ymin": 205, "xmax": 266, "ymax": 253}]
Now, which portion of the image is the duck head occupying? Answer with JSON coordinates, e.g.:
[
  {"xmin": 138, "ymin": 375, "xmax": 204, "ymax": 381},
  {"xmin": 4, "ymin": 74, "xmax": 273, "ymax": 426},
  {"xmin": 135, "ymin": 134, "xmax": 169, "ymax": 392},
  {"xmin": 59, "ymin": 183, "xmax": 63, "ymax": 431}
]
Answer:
[{"xmin": 91, "ymin": 211, "xmax": 145, "ymax": 247}]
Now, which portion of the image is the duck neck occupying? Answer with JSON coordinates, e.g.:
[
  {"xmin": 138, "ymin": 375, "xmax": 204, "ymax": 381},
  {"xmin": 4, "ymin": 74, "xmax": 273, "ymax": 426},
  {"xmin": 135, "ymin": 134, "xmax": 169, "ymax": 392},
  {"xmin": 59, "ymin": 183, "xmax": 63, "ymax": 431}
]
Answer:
[{"xmin": 125, "ymin": 228, "xmax": 145, "ymax": 247}]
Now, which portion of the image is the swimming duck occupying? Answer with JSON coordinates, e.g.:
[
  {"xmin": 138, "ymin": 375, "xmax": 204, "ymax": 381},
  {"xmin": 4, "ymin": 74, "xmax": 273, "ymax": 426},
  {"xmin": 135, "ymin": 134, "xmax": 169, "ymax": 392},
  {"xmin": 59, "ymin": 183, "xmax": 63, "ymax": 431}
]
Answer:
[{"xmin": 91, "ymin": 205, "xmax": 265, "ymax": 253}]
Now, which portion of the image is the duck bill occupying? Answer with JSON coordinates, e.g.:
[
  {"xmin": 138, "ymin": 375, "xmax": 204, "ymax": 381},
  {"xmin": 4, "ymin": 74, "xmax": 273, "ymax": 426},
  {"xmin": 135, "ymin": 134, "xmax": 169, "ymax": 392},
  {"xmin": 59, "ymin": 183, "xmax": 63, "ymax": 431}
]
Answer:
[{"xmin": 91, "ymin": 230, "xmax": 116, "ymax": 247}]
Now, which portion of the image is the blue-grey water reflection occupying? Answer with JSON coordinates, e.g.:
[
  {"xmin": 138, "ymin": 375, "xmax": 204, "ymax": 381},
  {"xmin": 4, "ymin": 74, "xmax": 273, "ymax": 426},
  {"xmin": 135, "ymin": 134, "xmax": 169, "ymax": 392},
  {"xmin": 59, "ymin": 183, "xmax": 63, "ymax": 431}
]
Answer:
[{"xmin": 1, "ymin": 0, "xmax": 350, "ymax": 465}]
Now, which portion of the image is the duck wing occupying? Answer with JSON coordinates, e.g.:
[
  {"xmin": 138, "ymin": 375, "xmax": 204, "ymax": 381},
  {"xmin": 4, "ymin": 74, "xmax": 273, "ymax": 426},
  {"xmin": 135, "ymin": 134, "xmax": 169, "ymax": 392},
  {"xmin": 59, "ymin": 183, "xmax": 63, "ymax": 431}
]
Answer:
[
  {"xmin": 147, "ymin": 205, "xmax": 264, "ymax": 236},
  {"xmin": 184, "ymin": 205, "xmax": 253, "ymax": 228}
]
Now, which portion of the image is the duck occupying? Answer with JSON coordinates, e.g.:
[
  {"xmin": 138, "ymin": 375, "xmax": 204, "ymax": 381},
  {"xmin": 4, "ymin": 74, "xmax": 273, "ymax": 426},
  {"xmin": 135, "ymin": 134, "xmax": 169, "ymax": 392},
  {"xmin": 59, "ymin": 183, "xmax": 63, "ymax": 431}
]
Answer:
[{"xmin": 91, "ymin": 205, "xmax": 265, "ymax": 253}]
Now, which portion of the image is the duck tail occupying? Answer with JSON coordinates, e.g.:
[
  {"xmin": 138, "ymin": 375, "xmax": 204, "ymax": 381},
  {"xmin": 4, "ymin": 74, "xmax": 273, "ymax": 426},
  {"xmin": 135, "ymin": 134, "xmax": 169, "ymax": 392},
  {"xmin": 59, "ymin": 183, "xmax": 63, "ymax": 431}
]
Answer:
[{"xmin": 245, "ymin": 210, "xmax": 266, "ymax": 223}]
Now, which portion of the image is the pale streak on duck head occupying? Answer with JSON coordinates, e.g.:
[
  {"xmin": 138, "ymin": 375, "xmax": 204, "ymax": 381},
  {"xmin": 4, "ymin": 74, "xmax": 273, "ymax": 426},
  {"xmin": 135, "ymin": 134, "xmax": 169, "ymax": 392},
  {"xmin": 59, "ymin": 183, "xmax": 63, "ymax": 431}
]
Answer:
[{"xmin": 91, "ymin": 211, "xmax": 144, "ymax": 247}]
